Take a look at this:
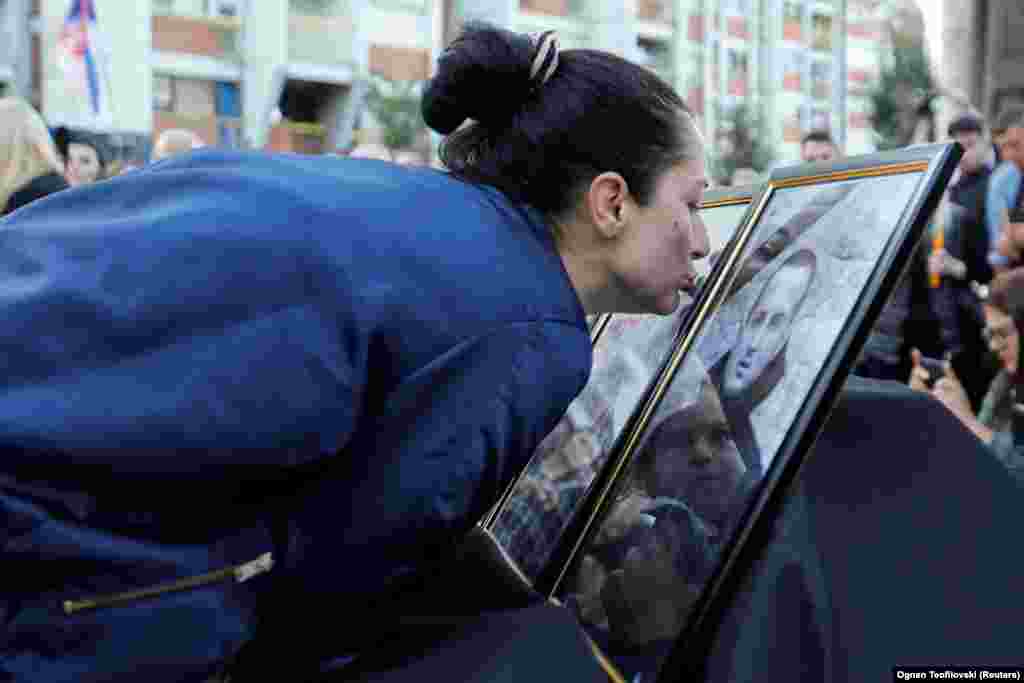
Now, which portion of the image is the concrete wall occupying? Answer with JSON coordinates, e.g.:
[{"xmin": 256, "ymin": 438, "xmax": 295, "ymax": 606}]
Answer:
[
  {"xmin": 242, "ymin": 0, "xmax": 287, "ymax": 148},
  {"xmin": 41, "ymin": 0, "xmax": 151, "ymax": 134}
]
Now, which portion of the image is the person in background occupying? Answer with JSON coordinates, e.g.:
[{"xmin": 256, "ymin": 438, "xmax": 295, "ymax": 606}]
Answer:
[
  {"xmin": 855, "ymin": 237, "xmax": 943, "ymax": 383},
  {"xmin": 799, "ymin": 130, "xmax": 839, "ymax": 164},
  {"xmin": 986, "ymin": 107, "xmax": 1024, "ymax": 272},
  {"xmin": 0, "ymin": 22, "xmax": 711, "ymax": 682},
  {"xmin": 53, "ymin": 126, "xmax": 108, "ymax": 186},
  {"xmin": 152, "ymin": 128, "xmax": 206, "ymax": 162},
  {"xmin": 0, "ymin": 97, "xmax": 70, "ymax": 215},
  {"xmin": 910, "ymin": 268, "xmax": 1024, "ymax": 484},
  {"xmin": 928, "ymin": 112, "xmax": 998, "ymax": 410}
]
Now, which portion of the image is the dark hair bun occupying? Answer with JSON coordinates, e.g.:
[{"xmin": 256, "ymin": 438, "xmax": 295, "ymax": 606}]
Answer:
[{"xmin": 422, "ymin": 22, "xmax": 537, "ymax": 135}]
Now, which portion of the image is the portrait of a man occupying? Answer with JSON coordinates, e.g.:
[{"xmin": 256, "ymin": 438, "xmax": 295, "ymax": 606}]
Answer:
[{"xmin": 712, "ymin": 248, "xmax": 819, "ymax": 472}]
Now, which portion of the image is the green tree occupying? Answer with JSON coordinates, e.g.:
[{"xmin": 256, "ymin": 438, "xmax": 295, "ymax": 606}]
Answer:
[
  {"xmin": 869, "ymin": 34, "xmax": 936, "ymax": 149},
  {"xmin": 713, "ymin": 104, "xmax": 776, "ymax": 185},
  {"xmin": 363, "ymin": 77, "xmax": 426, "ymax": 152}
]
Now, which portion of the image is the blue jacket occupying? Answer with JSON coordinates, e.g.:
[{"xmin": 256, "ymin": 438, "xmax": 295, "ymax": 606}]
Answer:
[
  {"xmin": 0, "ymin": 150, "xmax": 592, "ymax": 681},
  {"xmin": 985, "ymin": 160, "xmax": 1021, "ymax": 267}
]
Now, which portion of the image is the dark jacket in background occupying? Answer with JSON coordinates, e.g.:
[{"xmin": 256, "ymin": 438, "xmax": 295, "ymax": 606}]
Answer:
[
  {"xmin": 854, "ymin": 239, "xmax": 943, "ymax": 383},
  {"xmin": 931, "ymin": 165, "xmax": 999, "ymax": 410},
  {"xmin": 2, "ymin": 171, "xmax": 69, "ymax": 215},
  {"xmin": 948, "ymin": 165, "xmax": 995, "ymax": 286}
]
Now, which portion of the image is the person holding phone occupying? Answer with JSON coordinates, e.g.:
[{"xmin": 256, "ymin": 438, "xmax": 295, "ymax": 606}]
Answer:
[
  {"xmin": 0, "ymin": 23, "xmax": 713, "ymax": 682},
  {"xmin": 989, "ymin": 107, "xmax": 1024, "ymax": 272},
  {"xmin": 928, "ymin": 113, "xmax": 996, "ymax": 411},
  {"xmin": 909, "ymin": 269, "xmax": 1024, "ymax": 484}
]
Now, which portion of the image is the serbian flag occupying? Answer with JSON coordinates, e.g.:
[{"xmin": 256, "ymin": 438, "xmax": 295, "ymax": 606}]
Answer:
[{"xmin": 57, "ymin": 0, "xmax": 111, "ymax": 124}]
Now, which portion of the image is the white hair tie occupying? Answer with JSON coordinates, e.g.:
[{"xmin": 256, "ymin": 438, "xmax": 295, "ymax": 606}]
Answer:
[{"xmin": 530, "ymin": 31, "xmax": 560, "ymax": 88}]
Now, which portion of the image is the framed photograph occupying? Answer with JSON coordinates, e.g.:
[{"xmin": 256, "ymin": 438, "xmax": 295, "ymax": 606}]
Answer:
[
  {"xmin": 483, "ymin": 185, "xmax": 760, "ymax": 582},
  {"xmin": 536, "ymin": 143, "xmax": 960, "ymax": 683}
]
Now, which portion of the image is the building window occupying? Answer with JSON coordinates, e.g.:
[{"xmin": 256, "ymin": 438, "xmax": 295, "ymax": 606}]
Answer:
[
  {"xmin": 709, "ymin": 36, "xmax": 721, "ymax": 94},
  {"xmin": 782, "ymin": 0, "xmax": 803, "ymax": 41},
  {"xmin": 721, "ymin": 0, "xmax": 749, "ymax": 15},
  {"xmin": 153, "ymin": 75, "xmax": 175, "ymax": 112},
  {"xmin": 636, "ymin": 37, "xmax": 672, "ymax": 80},
  {"xmin": 780, "ymin": 47, "xmax": 805, "ymax": 91},
  {"xmin": 154, "ymin": 76, "xmax": 241, "ymax": 148},
  {"xmin": 809, "ymin": 106, "xmax": 831, "ymax": 132},
  {"xmin": 812, "ymin": 12, "xmax": 833, "ymax": 51},
  {"xmin": 290, "ymin": 0, "xmax": 337, "ymax": 14},
  {"xmin": 727, "ymin": 48, "xmax": 749, "ymax": 97},
  {"xmin": 152, "ymin": 76, "xmax": 240, "ymax": 119},
  {"xmin": 811, "ymin": 60, "xmax": 831, "ymax": 100},
  {"xmin": 206, "ymin": 0, "xmax": 244, "ymax": 18}
]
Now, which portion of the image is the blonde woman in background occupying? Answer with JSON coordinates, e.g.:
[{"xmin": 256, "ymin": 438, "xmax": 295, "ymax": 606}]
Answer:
[{"xmin": 1, "ymin": 97, "xmax": 69, "ymax": 215}]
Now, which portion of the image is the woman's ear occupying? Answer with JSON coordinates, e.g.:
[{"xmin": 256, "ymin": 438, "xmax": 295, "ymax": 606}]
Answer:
[{"xmin": 586, "ymin": 172, "xmax": 630, "ymax": 240}]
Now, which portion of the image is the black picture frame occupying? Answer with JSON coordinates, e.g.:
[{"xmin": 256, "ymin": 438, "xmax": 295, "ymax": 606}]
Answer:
[{"xmin": 537, "ymin": 143, "xmax": 961, "ymax": 683}]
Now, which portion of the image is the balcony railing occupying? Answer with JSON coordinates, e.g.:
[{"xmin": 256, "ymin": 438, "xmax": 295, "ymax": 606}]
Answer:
[
  {"xmin": 151, "ymin": 13, "xmax": 241, "ymax": 60},
  {"xmin": 288, "ymin": 11, "xmax": 356, "ymax": 67},
  {"xmin": 519, "ymin": 0, "xmax": 570, "ymax": 17},
  {"xmin": 782, "ymin": 20, "xmax": 802, "ymax": 41},
  {"xmin": 637, "ymin": 0, "xmax": 673, "ymax": 25},
  {"xmin": 266, "ymin": 120, "xmax": 327, "ymax": 154}
]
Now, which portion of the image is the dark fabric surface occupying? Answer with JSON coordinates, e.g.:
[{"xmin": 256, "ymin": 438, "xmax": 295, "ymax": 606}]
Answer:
[
  {"xmin": 320, "ymin": 602, "xmax": 610, "ymax": 683},
  {"xmin": 0, "ymin": 150, "xmax": 592, "ymax": 682},
  {"xmin": 2, "ymin": 171, "xmax": 69, "ymax": 215},
  {"xmin": 701, "ymin": 377, "xmax": 1024, "ymax": 682}
]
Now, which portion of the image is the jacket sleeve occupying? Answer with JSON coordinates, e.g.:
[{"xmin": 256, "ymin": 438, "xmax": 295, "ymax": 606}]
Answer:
[
  {"xmin": 0, "ymin": 161, "xmax": 368, "ymax": 486},
  {"xmin": 273, "ymin": 320, "xmax": 592, "ymax": 612}
]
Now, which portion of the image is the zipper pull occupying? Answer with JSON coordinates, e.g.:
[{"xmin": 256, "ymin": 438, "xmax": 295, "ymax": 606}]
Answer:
[
  {"xmin": 233, "ymin": 552, "xmax": 274, "ymax": 583},
  {"xmin": 62, "ymin": 552, "xmax": 275, "ymax": 616}
]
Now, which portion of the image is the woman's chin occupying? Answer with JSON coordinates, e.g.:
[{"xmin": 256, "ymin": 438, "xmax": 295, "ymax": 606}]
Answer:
[{"xmin": 649, "ymin": 290, "xmax": 690, "ymax": 316}]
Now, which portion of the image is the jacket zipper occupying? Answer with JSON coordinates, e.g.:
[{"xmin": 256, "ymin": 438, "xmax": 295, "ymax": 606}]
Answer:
[{"xmin": 62, "ymin": 552, "xmax": 273, "ymax": 616}]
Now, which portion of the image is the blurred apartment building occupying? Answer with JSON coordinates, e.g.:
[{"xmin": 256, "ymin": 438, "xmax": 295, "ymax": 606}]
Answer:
[
  {"xmin": 0, "ymin": 0, "xmax": 893, "ymax": 162},
  {"xmin": 453, "ymin": 0, "xmax": 893, "ymax": 161},
  {"xmin": 0, "ymin": 0, "xmax": 437, "ymax": 160},
  {"xmin": 940, "ymin": 0, "xmax": 1024, "ymax": 129}
]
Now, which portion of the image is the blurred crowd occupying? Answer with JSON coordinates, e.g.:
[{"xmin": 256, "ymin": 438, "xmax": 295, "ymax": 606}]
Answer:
[{"xmin": 852, "ymin": 107, "xmax": 1024, "ymax": 485}]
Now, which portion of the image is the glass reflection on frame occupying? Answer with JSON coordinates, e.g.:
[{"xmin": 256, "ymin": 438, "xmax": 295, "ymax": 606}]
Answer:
[{"xmin": 486, "ymin": 191, "xmax": 757, "ymax": 581}]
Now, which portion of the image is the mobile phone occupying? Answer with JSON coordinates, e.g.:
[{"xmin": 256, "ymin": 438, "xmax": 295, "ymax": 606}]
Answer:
[
  {"xmin": 1008, "ymin": 206, "xmax": 1024, "ymax": 224},
  {"xmin": 917, "ymin": 355, "xmax": 946, "ymax": 388}
]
